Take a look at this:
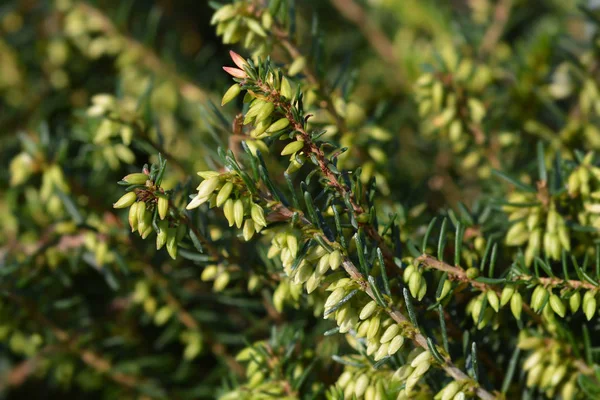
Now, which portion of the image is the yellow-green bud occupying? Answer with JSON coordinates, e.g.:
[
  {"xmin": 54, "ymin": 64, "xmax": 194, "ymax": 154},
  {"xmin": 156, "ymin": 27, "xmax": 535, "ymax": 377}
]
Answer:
[
  {"xmin": 437, "ymin": 279, "xmax": 451, "ymax": 301},
  {"xmin": 223, "ymin": 198, "xmax": 235, "ymax": 227},
  {"xmin": 367, "ymin": 315, "xmax": 381, "ymax": 340},
  {"xmin": 281, "ymin": 140, "xmax": 305, "ymax": 156},
  {"xmin": 266, "ymin": 118, "xmax": 290, "ymax": 133},
  {"xmin": 388, "ymin": 334, "xmax": 405, "ymax": 355},
  {"xmin": 128, "ymin": 201, "xmax": 139, "ymax": 232},
  {"xmin": 221, "ymin": 83, "xmax": 241, "ymax": 106},
  {"xmin": 255, "ymin": 102, "xmax": 274, "ymax": 123},
  {"xmin": 243, "ymin": 219, "xmax": 255, "ymax": 241},
  {"xmin": 500, "ymin": 285, "xmax": 515, "ymax": 307},
  {"xmin": 166, "ymin": 229, "xmax": 178, "ymax": 259},
  {"xmin": 380, "ymin": 324, "xmax": 400, "ymax": 344},
  {"xmin": 197, "ymin": 176, "xmax": 220, "ymax": 199},
  {"xmin": 250, "ymin": 203, "xmax": 267, "ymax": 227},
  {"xmin": 354, "ymin": 374, "xmax": 369, "ymax": 398},
  {"xmin": 511, "ymin": 291, "xmax": 523, "ymax": 320},
  {"xmin": 569, "ymin": 291, "xmax": 581, "ymax": 313},
  {"xmin": 158, "ymin": 196, "xmax": 169, "ymax": 220},
  {"xmin": 216, "ymin": 182, "xmax": 233, "ymax": 207},
  {"xmin": 156, "ymin": 220, "xmax": 169, "ymax": 250},
  {"xmin": 113, "ymin": 191, "xmax": 137, "ymax": 209},
  {"xmin": 583, "ymin": 290, "xmax": 597, "ymax": 321},
  {"xmin": 360, "ymin": 300, "xmax": 378, "ymax": 320},
  {"xmin": 549, "ymin": 293, "xmax": 566, "ymax": 318},
  {"xmin": 123, "ymin": 173, "xmax": 148, "ymax": 185},
  {"xmin": 487, "ymin": 291, "xmax": 500, "ymax": 312},
  {"xmin": 329, "ymin": 250, "xmax": 342, "ymax": 270},
  {"xmin": 233, "ymin": 199, "xmax": 244, "ymax": 229}
]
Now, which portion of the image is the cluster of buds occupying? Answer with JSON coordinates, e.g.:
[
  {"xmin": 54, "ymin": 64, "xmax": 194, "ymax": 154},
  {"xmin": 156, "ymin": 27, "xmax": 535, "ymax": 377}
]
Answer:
[
  {"xmin": 200, "ymin": 264, "xmax": 231, "ymax": 292},
  {"xmin": 529, "ymin": 284, "xmax": 597, "ymax": 321},
  {"xmin": 268, "ymin": 230, "xmax": 342, "ymax": 294},
  {"xmin": 518, "ymin": 333, "xmax": 578, "ymax": 399},
  {"xmin": 466, "ymin": 291, "xmax": 500, "ymax": 329},
  {"xmin": 113, "ymin": 169, "xmax": 185, "ymax": 259},
  {"xmin": 186, "ymin": 170, "xmax": 268, "ymax": 241},
  {"xmin": 324, "ymin": 283, "xmax": 406, "ymax": 362},
  {"xmin": 504, "ymin": 193, "xmax": 570, "ymax": 265},
  {"xmin": 434, "ymin": 380, "xmax": 470, "ymax": 400},
  {"xmin": 211, "ymin": 3, "xmax": 274, "ymax": 59},
  {"xmin": 568, "ymin": 153, "xmax": 600, "ymax": 230},
  {"xmin": 392, "ymin": 349, "xmax": 434, "ymax": 397},
  {"xmin": 335, "ymin": 363, "xmax": 399, "ymax": 400},
  {"xmin": 403, "ymin": 263, "xmax": 428, "ymax": 301}
]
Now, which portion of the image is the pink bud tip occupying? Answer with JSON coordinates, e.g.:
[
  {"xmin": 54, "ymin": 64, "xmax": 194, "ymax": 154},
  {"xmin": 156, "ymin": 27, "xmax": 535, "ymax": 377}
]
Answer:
[
  {"xmin": 229, "ymin": 50, "xmax": 247, "ymax": 70},
  {"xmin": 223, "ymin": 66, "xmax": 247, "ymax": 79}
]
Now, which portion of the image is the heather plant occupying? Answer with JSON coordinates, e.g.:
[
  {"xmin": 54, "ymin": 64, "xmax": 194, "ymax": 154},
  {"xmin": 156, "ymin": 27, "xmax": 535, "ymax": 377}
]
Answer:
[{"xmin": 3, "ymin": 1, "xmax": 600, "ymax": 399}]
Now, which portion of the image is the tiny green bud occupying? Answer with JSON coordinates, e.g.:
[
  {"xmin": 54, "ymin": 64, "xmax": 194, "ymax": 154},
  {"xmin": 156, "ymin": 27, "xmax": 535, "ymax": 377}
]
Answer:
[
  {"xmin": 281, "ymin": 140, "xmax": 305, "ymax": 156},
  {"xmin": 325, "ymin": 287, "xmax": 346, "ymax": 310},
  {"xmin": 569, "ymin": 291, "xmax": 581, "ymax": 313},
  {"xmin": 250, "ymin": 203, "xmax": 267, "ymax": 227},
  {"xmin": 374, "ymin": 342, "xmax": 389, "ymax": 361},
  {"xmin": 465, "ymin": 267, "xmax": 480, "ymax": 279},
  {"xmin": 367, "ymin": 315, "xmax": 381, "ymax": 340},
  {"xmin": 549, "ymin": 293, "xmax": 566, "ymax": 318},
  {"xmin": 128, "ymin": 201, "xmax": 139, "ymax": 232},
  {"xmin": 156, "ymin": 220, "xmax": 168, "ymax": 250},
  {"xmin": 354, "ymin": 374, "xmax": 369, "ymax": 398},
  {"xmin": 242, "ymin": 219, "xmax": 255, "ymax": 241},
  {"xmin": 437, "ymin": 279, "xmax": 451, "ymax": 301},
  {"xmin": 329, "ymin": 250, "xmax": 342, "ymax": 270},
  {"xmin": 408, "ymin": 271, "xmax": 422, "ymax": 299},
  {"xmin": 223, "ymin": 198, "xmax": 235, "ymax": 227},
  {"xmin": 583, "ymin": 290, "xmax": 597, "ymax": 321},
  {"xmin": 255, "ymin": 102, "xmax": 274, "ymax": 123},
  {"xmin": 500, "ymin": 285, "xmax": 515, "ymax": 307},
  {"xmin": 221, "ymin": 83, "xmax": 241, "ymax": 106},
  {"xmin": 387, "ymin": 335, "xmax": 405, "ymax": 355},
  {"xmin": 157, "ymin": 196, "xmax": 169, "ymax": 220},
  {"xmin": 216, "ymin": 182, "xmax": 234, "ymax": 207},
  {"xmin": 113, "ymin": 191, "xmax": 137, "ymax": 209},
  {"xmin": 233, "ymin": 199, "xmax": 244, "ymax": 229},
  {"xmin": 487, "ymin": 290, "xmax": 500, "ymax": 312},
  {"xmin": 510, "ymin": 291, "xmax": 523, "ymax": 320},
  {"xmin": 197, "ymin": 176, "xmax": 221, "ymax": 199},
  {"xmin": 213, "ymin": 272, "xmax": 230, "ymax": 292},
  {"xmin": 166, "ymin": 229, "xmax": 178, "ymax": 259},
  {"xmin": 123, "ymin": 173, "xmax": 148, "ymax": 185},
  {"xmin": 380, "ymin": 324, "xmax": 400, "ymax": 344},
  {"xmin": 360, "ymin": 300, "xmax": 378, "ymax": 320},
  {"xmin": 266, "ymin": 117, "xmax": 290, "ymax": 133}
]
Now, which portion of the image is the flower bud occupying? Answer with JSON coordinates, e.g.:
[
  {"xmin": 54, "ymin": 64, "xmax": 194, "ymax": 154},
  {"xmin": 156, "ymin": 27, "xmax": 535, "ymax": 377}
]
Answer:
[
  {"xmin": 156, "ymin": 220, "xmax": 168, "ymax": 250},
  {"xmin": 197, "ymin": 176, "xmax": 221, "ymax": 199},
  {"xmin": 281, "ymin": 140, "xmax": 305, "ymax": 156},
  {"xmin": 380, "ymin": 324, "xmax": 400, "ymax": 344},
  {"xmin": 281, "ymin": 77, "xmax": 294, "ymax": 99},
  {"xmin": 354, "ymin": 374, "xmax": 369, "ymax": 398},
  {"xmin": 266, "ymin": 118, "xmax": 290, "ymax": 133},
  {"xmin": 242, "ymin": 219, "xmax": 255, "ymax": 241},
  {"xmin": 487, "ymin": 291, "xmax": 500, "ymax": 312},
  {"xmin": 549, "ymin": 293, "xmax": 566, "ymax": 318},
  {"xmin": 437, "ymin": 279, "xmax": 451, "ymax": 301},
  {"xmin": 287, "ymin": 235, "xmax": 298, "ymax": 257},
  {"xmin": 387, "ymin": 335, "xmax": 405, "ymax": 355},
  {"xmin": 158, "ymin": 196, "xmax": 169, "ymax": 220},
  {"xmin": 511, "ymin": 291, "xmax": 523, "ymax": 320},
  {"xmin": 530, "ymin": 285, "xmax": 548, "ymax": 312},
  {"xmin": 288, "ymin": 56, "xmax": 306, "ymax": 76},
  {"xmin": 213, "ymin": 181, "xmax": 232, "ymax": 206},
  {"xmin": 123, "ymin": 173, "xmax": 148, "ymax": 185},
  {"xmin": 583, "ymin": 290, "xmax": 597, "ymax": 321},
  {"xmin": 233, "ymin": 199, "xmax": 245, "ymax": 228},
  {"xmin": 329, "ymin": 250, "xmax": 342, "ymax": 270},
  {"xmin": 325, "ymin": 287, "xmax": 346, "ymax": 310},
  {"xmin": 408, "ymin": 271, "xmax": 422, "ymax": 299},
  {"xmin": 374, "ymin": 343, "xmax": 389, "ymax": 361},
  {"xmin": 500, "ymin": 285, "xmax": 515, "ymax": 307},
  {"xmin": 255, "ymin": 102, "xmax": 274, "ymax": 123},
  {"xmin": 166, "ymin": 229, "xmax": 178, "ymax": 259},
  {"xmin": 250, "ymin": 203, "xmax": 267, "ymax": 227},
  {"xmin": 360, "ymin": 300, "xmax": 378, "ymax": 320},
  {"xmin": 113, "ymin": 192, "xmax": 137, "ymax": 209},
  {"xmin": 128, "ymin": 201, "xmax": 139, "ymax": 232},
  {"xmin": 214, "ymin": 272, "xmax": 230, "ymax": 292},
  {"xmin": 569, "ymin": 291, "xmax": 581, "ymax": 313},
  {"xmin": 223, "ymin": 198, "xmax": 235, "ymax": 226},
  {"xmin": 221, "ymin": 83, "xmax": 241, "ymax": 106}
]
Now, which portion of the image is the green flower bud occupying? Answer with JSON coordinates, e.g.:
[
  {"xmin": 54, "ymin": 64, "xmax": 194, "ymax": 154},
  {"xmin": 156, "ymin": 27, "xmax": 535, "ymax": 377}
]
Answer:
[
  {"xmin": 242, "ymin": 219, "xmax": 255, "ymax": 241},
  {"xmin": 329, "ymin": 250, "xmax": 342, "ymax": 270},
  {"xmin": 360, "ymin": 300, "xmax": 377, "ymax": 320},
  {"xmin": 128, "ymin": 201, "xmax": 139, "ymax": 232},
  {"xmin": 367, "ymin": 315, "xmax": 381, "ymax": 340},
  {"xmin": 549, "ymin": 294, "xmax": 566, "ymax": 318},
  {"xmin": 255, "ymin": 102, "xmax": 274, "ymax": 123},
  {"xmin": 250, "ymin": 203, "xmax": 267, "ymax": 227},
  {"xmin": 408, "ymin": 271, "xmax": 423, "ymax": 299},
  {"xmin": 387, "ymin": 334, "xmax": 405, "ymax": 355},
  {"xmin": 487, "ymin": 291, "xmax": 500, "ymax": 312},
  {"xmin": 511, "ymin": 291, "xmax": 523, "ymax": 320},
  {"xmin": 221, "ymin": 83, "xmax": 241, "ymax": 106},
  {"xmin": 583, "ymin": 290, "xmax": 597, "ymax": 321},
  {"xmin": 500, "ymin": 285, "xmax": 515, "ymax": 307},
  {"xmin": 141, "ymin": 224, "xmax": 153, "ymax": 239},
  {"xmin": 266, "ymin": 118, "xmax": 290, "ymax": 133},
  {"xmin": 233, "ymin": 199, "xmax": 245, "ymax": 228},
  {"xmin": 281, "ymin": 77, "xmax": 294, "ymax": 99},
  {"xmin": 316, "ymin": 253, "xmax": 330, "ymax": 276},
  {"xmin": 281, "ymin": 140, "xmax": 305, "ymax": 156},
  {"xmin": 288, "ymin": 56, "xmax": 306, "ymax": 76},
  {"xmin": 216, "ymin": 182, "xmax": 233, "ymax": 207},
  {"xmin": 325, "ymin": 287, "xmax": 346, "ymax": 310},
  {"xmin": 531, "ymin": 285, "xmax": 548, "ymax": 312},
  {"xmin": 223, "ymin": 198, "xmax": 235, "ymax": 227},
  {"xmin": 113, "ymin": 191, "xmax": 137, "ymax": 209},
  {"xmin": 380, "ymin": 324, "xmax": 400, "ymax": 344},
  {"xmin": 354, "ymin": 374, "xmax": 369, "ymax": 398},
  {"xmin": 166, "ymin": 229, "xmax": 178, "ymax": 259},
  {"xmin": 156, "ymin": 220, "xmax": 168, "ymax": 250},
  {"xmin": 287, "ymin": 234, "xmax": 298, "ymax": 257},
  {"xmin": 437, "ymin": 279, "xmax": 451, "ymax": 301},
  {"xmin": 214, "ymin": 272, "xmax": 230, "ymax": 292},
  {"xmin": 197, "ymin": 176, "xmax": 220, "ymax": 199},
  {"xmin": 374, "ymin": 342, "xmax": 389, "ymax": 361},
  {"xmin": 123, "ymin": 173, "xmax": 148, "ymax": 185},
  {"xmin": 439, "ymin": 381, "xmax": 460, "ymax": 400},
  {"xmin": 157, "ymin": 196, "xmax": 169, "ymax": 220},
  {"xmin": 569, "ymin": 291, "xmax": 581, "ymax": 313},
  {"xmin": 465, "ymin": 267, "xmax": 480, "ymax": 279}
]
